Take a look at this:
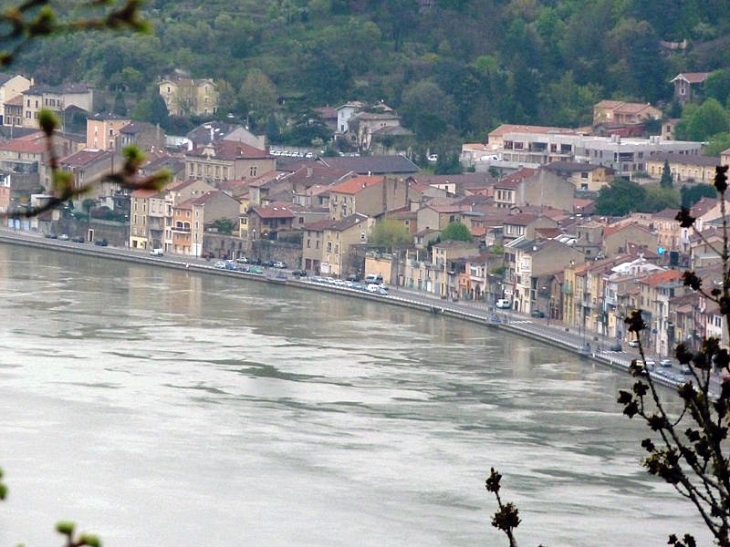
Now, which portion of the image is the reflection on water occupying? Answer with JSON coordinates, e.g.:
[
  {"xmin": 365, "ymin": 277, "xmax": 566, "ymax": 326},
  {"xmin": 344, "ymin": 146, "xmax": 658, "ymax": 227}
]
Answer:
[{"xmin": 0, "ymin": 244, "xmax": 709, "ymax": 546}]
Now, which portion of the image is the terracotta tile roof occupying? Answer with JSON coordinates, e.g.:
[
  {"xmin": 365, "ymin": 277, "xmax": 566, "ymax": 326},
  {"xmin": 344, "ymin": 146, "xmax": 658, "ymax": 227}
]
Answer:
[
  {"xmin": 252, "ymin": 202, "xmax": 294, "ymax": 219},
  {"xmin": 0, "ymin": 131, "xmax": 46, "ymax": 154},
  {"xmin": 639, "ymin": 269, "xmax": 682, "ymax": 287},
  {"xmin": 329, "ymin": 174, "xmax": 382, "ymax": 195},
  {"xmin": 130, "ymin": 188, "xmax": 161, "ymax": 198},
  {"xmin": 494, "ymin": 167, "xmax": 537, "ymax": 189},
  {"xmin": 503, "ymin": 213, "xmax": 539, "ymax": 226},
  {"xmin": 303, "ymin": 218, "xmax": 336, "ymax": 231},
  {"xmin": 60, "ymin": 148, "xmax": 112, "ymax": 167},
  {"xmin": 188, "ymin": 139, "xmax": 270, "ymax": 160},
  {"xmin": 671, "ymin": 73, "xmax": 709, "ymax": 84},
  {"xmin": 325, "ymin": 213, "xmax": 369, "ymax": 232},
  {"xmin": 692, "ymin": 196, "xmax": 718, "ymax": 217}
]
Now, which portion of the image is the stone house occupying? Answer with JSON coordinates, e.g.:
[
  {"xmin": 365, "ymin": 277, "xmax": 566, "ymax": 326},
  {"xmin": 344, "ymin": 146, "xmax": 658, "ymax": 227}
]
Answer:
[
  {"xmin": 320, "ymin": 213, "xmax": 373, "ymax": 277},
  {"xmin": 328, "ymin": 174, "xmax": 408, "ymax": 221},
  {"xmin": 184, "ymin": 140, "xmax": 276, "ymax": 187},
  {"xmin": 492, "ymin": 168, "xmax": 537, "ymax": 208},
  {"xmin": 301, "ymin": 218, "xmax": 333, "ymax": 273},
  {"xmin": 501, "ymin": 213, "xmax": 558, "ymax": 243},
  {"xmin": 55, "ymin": 148, "xmax": 123, "ymax": 207},
  {"xmin": 505, "ymin": 238, "xmax": 584, "ymax": 314},
  {"xmin": 645, "ymin": 153, "xmax": 719, "ymax": 184},
  {"xmin": 170, "ymin": 190, "xmax": 239, "ymax": 256},
  {"xmin": 670, "ymin": 73, "xmax": 709, "ymax": 104},
  {"xmin": 118, "ymin": 122, "xmax": 166, "ymax": 154},
  {"xmin": 603, "ymin": 222, "xmax": 658, "ymax": 256},
  {"xmin": 86, "ymin": 113, "xmax": 131, "ymax": 151},
  {"xmin": 543, "ymin": 161, "xmax": 614, "ymax": 192},
  {"xmin": 159, "ymin": 73, "xmax": 217, "ymax": 117},
  {"xmin": 416, "ymin": 201, "xmax": 466, "ymax": 232},
  {"xmin": 519, "ymin": 167, "xmax": 575, "ymax": 211},
  {"xmin": 22, "ymin": 83, "xmax": 93, "ymax": 129},
  {"xmin": 0, "ymin": 73, "xmax": 32, "ymax": 126},
  {"xmin": 592, "ymin": 100, "xmax": 662, "ymax": 126}
]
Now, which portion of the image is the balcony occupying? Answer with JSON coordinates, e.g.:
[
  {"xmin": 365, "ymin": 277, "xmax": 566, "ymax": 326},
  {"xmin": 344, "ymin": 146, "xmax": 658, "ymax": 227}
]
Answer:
[{"xmin": 171, "ymin": 225, "xmax": 191, "ymax": 233}]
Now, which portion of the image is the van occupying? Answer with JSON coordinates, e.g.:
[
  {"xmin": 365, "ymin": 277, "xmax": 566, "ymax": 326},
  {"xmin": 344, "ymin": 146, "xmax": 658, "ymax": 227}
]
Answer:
[
  {"xmin": 496, "ymin": 299, "xmax": 511, "ymax": 309},
  {"xmin": 364, "ymin": 274, "xmax": 383, "ymax": 285},
  {"xmin": 150, "ymin": 248, "xmax": 164, "ymax": 256}
]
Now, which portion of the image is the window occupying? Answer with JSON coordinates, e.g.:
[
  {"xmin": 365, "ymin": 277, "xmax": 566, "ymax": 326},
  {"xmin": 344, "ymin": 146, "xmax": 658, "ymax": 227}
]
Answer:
[
  {"xmin": 307, "ymin": 239, "xmax": 311, "ymax": 248},
  {"xmin": 249, "ymin": 166, "xmax": 258, "ymax": 177},
  {"xmin": 327, "ymin": 242, "xmax": 332, "ymax": 252}
]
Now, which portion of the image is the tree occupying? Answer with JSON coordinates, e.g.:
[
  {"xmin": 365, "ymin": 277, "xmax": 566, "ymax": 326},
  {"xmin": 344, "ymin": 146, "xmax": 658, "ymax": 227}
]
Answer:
[
  {"xmin": 369, "ymin": 220, "xmax": 411, "ymax": 251},
  {"xmin": 640, "ymin": 184, "xmax": 680, "ymax": 213},
  {"xmin": 660, "ymin": 159, "xmax": 674, "ymax": 188},
  {"xmin": 240, "ymin": 69, "xmax": 278, "ymax": 130},
  {"xmin": 595, "ymin": 178, "xmax": 647, "ymax": 216},
  {"xmin": 681, "ymin": 183, "xmax": 717, "ymax": 207},
  {"xmin": 212, "ymin": 218, "xmax": 235, "ymax": 235},
  {"xmin": 112, "ymin": 90, "xmax": 127, "ymax": 116},
  {"xmin": 441, "ymin": 221, "xmax": 472, "ymax": 242},
  {"xmin": 679, "ymin": 98, "xmax": 730, "ymax": 142},
  {"xmin": 400, "ymin": 81, "xmax": 457, "ymax": 144}
]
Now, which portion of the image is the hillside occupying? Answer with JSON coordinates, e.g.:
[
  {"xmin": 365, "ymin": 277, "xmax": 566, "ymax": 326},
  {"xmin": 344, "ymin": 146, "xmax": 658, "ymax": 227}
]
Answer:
[{"xmin": 11, "ymin": 0, "xmax": 730, "ymax": 145}]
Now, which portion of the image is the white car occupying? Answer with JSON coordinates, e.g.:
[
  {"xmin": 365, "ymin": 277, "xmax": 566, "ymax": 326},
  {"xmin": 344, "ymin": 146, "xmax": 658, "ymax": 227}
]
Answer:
[
  {"xmin": 496, "ymin": 299, "xmax": 511, "ymax": 309},
  {"xmin": 150, "ymin": 248, "xmax": 164, "ymax": 256}
]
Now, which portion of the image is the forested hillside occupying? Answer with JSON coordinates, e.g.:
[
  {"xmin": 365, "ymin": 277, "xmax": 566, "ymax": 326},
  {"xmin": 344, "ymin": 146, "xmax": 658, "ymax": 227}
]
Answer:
[{"xmin": 10, "ymin": 0, "xmax": 730, "ymax": 144}]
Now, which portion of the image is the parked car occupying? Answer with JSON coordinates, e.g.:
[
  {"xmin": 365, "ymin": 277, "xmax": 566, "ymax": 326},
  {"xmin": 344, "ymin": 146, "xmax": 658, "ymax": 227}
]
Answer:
[
  {"xmin": 71, "ymin": 235, "xmax": 84, "ymax": 243},
  {"xmin": 44, "ymin": 232, "xmax": 58, "ymax": 239},
  {"xmin": 236, "ymin": 257, "xmax": 249, "ymax": 264},
  {"xmin": 93, "ymin": 238, "xmax": 108, "ymax": 246},
  {"xmin": 628, "ymin": 339, "xmax": 640, "ymax": 347},
  {"xmin": 214, "ymin": 260, "xmax": 227, "ymax": 269},
  {"xmin": 496, "ymin": 299, "xmax": 511, "ymax": 309},
  {"xmin": 364, "ymin": 274, "xmax": 384, "ymax": 285},
  {"xmin": 645, "ymin": 359, "xmax": 656, "ymax": 370},
  {"xmin": 149, "ymin": 248, "xmax": 164, "ymax": 256},
  {"xmin": 272, "ymin": 261, "xmax": 287, "ymax": 269},
  {"xmin": 608, "ymin": 341, "xmax": 623, "ymax": 352},
  {"xmin": 292, "ymin": 269, "xmax": 307, "ymax": 277},
  {"xmin": 660, "ymin": 358, "xmax": 673, "ymax": 368},
  {"xmin": 530, "ymin": 310, "xmax": 545, "ymax": 318},
  {"xmin": 58, "ymin": 233, "xmax": 69, "ymax": 241}
]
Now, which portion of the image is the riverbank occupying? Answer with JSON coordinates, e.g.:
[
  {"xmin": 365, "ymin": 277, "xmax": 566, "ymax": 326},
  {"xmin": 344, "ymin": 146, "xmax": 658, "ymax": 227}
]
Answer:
[{"xmin": 0, "ymin": 229, "xmax": 687, "ymax": 392}]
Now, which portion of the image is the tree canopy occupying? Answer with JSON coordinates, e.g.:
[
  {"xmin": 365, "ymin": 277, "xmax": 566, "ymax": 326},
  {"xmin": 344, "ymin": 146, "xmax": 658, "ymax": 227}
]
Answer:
[
  {"xmin": 369, "ymin": 219, "xmax": 411, "ymax": 251},
  {"xmin": 595, "ymin": 178, "xmax": 647, "ymax": 216},
  {"xmin": 441, "ymin": 221, "xmax": 472, "ymax": 242}
]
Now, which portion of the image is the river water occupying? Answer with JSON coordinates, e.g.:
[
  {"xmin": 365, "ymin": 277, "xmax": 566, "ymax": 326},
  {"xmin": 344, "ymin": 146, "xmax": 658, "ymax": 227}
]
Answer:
[{"xmin": 0, "ymin": 244, "xmax": 710, "ymax": 546}]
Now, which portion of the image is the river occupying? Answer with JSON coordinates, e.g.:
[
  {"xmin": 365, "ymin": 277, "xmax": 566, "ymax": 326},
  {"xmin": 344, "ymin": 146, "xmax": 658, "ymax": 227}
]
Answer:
[{"xmin": 0, "ymin": 244, "xmax": 710, "ymax": 546}]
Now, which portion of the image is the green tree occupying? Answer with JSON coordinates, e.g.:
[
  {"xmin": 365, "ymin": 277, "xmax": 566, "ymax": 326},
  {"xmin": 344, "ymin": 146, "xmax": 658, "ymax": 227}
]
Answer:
[
  {"xmin": 240, "ymin": 69, "xmax": 278, "ymax": 130},
  {"xmin": 640, "ymin": 184, "xmax": 680, "ymax": 213},
  {"xmin": 680, "ymin": 183, "xmax": 717, "ymax": 207},
  {"xmin": 112, "ymin": 91, "xmax": 127, "ymax": 116},
  {"xmin": 704, "ymin": 69, "xmax": 730, "ymax": 105},
  {"xmin": 212, "ymin": 218, "xmax": 235, "ymax": 235},
  {"xmin": 704, "ymin": 133, "xmax": 730, "ymax": 157},
  {"xmin": 595, "ymin": 178, "xmax": 647, "ymax": 216},
  {"xmin": 400, "ymin": 81, "xmax": 456, "ymax": 144},
  {"xmin": 660, "ymin": 159, "xmax": 673, "ymax": 188},
  {"xmin": 369, "ymin": 220, "xmax": 411, "ymax": 251},
  {"xmin": 681, "ymin": 98, "xmax": 730, "ymax": 142},
  {"xmin": 441, "ymin": 221, "xmax": 472, "ymax": 242}
]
